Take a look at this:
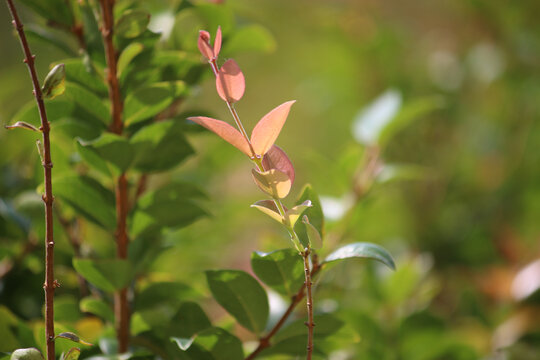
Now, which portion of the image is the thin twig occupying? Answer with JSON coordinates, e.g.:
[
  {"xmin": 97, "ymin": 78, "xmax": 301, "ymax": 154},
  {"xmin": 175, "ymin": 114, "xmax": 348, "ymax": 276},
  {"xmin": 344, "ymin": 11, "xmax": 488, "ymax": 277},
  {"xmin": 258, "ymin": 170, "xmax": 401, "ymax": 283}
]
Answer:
[
  {"xmin": 5, "ymin": 1, "xmax": 57, "ymax": 359},
  {"xmin": 99, "ymin": 0, "xmax": 130, "ymax": 352},
  {"xmin": 245, "ymin": 261, "xmax": 322, "ymax": 360},
  {"xmin": 302, "ymin": 249, "xmax": 315, "ymax": 359}
]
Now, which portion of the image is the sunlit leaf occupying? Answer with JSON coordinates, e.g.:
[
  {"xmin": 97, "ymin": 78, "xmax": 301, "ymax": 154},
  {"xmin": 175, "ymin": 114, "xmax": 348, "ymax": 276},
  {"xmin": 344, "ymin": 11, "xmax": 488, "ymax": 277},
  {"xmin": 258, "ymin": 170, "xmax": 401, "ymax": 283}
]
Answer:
[
  {"xmin": 251, "ymin": 249, "xmax": 303, "ymax": 297},
  {"xmin": 285, "ymin": 200, "xmax": 312, "ymax": 228},
  {"xmin": 117, "ymin": 42, "xmax": 144, "ymax": 79},
  {"xmin": 116, "ymin": 10, "xmax": 150, "ymax": 38},
  {"xmin": 205, "ymin": 270, "xmax": 268, "ymax": 334},
  {"xmin": 262, "ymin": 145, "xmax": 295, "ymax": 184},
  {"xmin": 73, "ymin": 259, "xmax": 133, "ymax": 292},
  {"xmin": 42, "ymin": 63, "xmax": 65, "ymax": 99},
  {"xmin": 251, "ymin": 100, "xmax": 295, "ymax": 156},
  {"xmin": 10, "ymin": 348, "xmax": 43, "ymax": 360},
  {"xmin": 251, "ymin": 168, "xmax": 291, "ymax": 199},
  {"xmin": 215, "ymin": 59, "xmax": 245, "ymax": 103},
  {"xmin": 188, "ymin": 116, "xmax": 251, "ymax": 156},
  {"xmin": 324, "ymin": 242, "xmax": 396, "ymax": 270},
  {"xmin": 250, "ymin": 199, "xmax": 283, "ymax": 224},
  {"xmin": 60, "ymin": 348, "xmax": 80, "ymax": 360}
]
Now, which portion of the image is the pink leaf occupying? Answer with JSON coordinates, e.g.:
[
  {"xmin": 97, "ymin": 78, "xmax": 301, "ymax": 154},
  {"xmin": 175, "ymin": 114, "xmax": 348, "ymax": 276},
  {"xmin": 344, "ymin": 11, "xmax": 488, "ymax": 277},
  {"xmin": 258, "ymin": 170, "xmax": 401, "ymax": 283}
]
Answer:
[
  {"xmin": 215, "ymin": 59, "xmax": 245, "ymax": 103},
  {"xmin": 197, "ymin": 30, "xmax": 213, "ymax": 61},
  {"xmin": 262, "ymin": 145, "xmax": 295, "ymax": 185},
  {"xmin": 251, "ymin": 100, "xmax": 295, "ymax": 156},
  {"xmin": 214, "ymin": 26, "xmax": 222, "ymax": 59},
  {"xmin": 188, "ymin": 116, "xmax": 251, "ymax": 156}
]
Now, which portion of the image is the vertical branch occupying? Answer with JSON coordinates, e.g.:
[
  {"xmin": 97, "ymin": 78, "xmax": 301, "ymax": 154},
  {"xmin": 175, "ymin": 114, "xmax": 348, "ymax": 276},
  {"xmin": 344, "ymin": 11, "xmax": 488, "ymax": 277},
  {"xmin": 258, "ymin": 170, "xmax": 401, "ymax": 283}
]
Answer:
[
  {"xmin": 5, "ymin": 1, "xmax": 57, "ymax": 359},
  {"xmin": 302, "ymin": 249, "xmax": 314, "ymax": 360},
  {"xmin": 99, "ymin": 0, "xmax": 129, "ymax": 352}
]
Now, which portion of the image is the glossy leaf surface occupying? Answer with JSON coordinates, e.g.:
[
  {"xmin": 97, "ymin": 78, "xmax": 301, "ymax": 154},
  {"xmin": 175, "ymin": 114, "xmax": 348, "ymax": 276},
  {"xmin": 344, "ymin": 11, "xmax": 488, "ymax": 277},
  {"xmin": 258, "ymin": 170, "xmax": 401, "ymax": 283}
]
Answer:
[{"xmin": 324, "ymin": 242, "xmax": 396, "ymax": 270}]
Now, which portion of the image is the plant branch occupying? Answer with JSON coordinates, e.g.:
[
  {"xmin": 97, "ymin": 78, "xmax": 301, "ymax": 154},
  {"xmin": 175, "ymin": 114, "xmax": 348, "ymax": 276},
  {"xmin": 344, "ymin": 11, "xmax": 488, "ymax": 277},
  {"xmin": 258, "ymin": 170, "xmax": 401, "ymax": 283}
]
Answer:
[
  {"xmin": 302, "ymin": 248, "xmax": 315, "ymax": 360},
  {"xmin": 245, "ymin": 261, "xmax": 322, "ymax": 360},
  {"xmin": 99, "ymin": 0, "xmax": 130, "ymax": 352},
  {"xmin": 5, "ymin": 1, "xmax": 57, "ymax": 359}
]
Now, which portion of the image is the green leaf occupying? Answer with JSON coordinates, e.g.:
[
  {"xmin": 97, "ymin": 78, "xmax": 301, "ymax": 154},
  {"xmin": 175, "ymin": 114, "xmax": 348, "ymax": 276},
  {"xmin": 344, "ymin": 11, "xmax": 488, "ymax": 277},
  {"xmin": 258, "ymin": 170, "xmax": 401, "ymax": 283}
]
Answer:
[
  {"xmin": 135, "ymin": 282, "xmax": 196, "ymax": 311},
  {"xmin": 80, "ymin": 297, "xmax": 114, "ymax": 323},
  {"xmin": 251, "ymin": 249, "xmax": 304, "ymax": 297},
  {"xmin": 10, "ymin": 348, "xmax": 43, "ymax": 360},
  {"xmin": 42, "ymin": 64, "xmax": 66, "ymax": 99},
  {"xmin": 117, "ymin": 42, "xmax": 144, "ymax": 79},
  {"xmin": 376, "ymin": 164, "xmax": 431, "ymax": 184},
  {"xmin": 61, "ymin": 348, "xmax": 80, "ymax": 360},
  {"xmin": 171, "ymin": 327, "xmax": 243, "ymax": 360},
  {"xmin": 168, "ymin": 302, "xmax": 212, "ymax": 338},
  {"xmin": 55, "ymin": 332, "xmax": 92, "ymax": 346},
  {"xmin": 60, "ymin": 59, "xmax": 108, "ymax": 96},
  {"xmin": 205, "ymin": 270, "xmax": 268, "ymax": 334},
  {"xmin": 64, "ymin": 82, "xmax": 110, "ymax": 125},
  {"xmin": 116, "ymin": 10, "xmax": 151, "ymax": 38},
  {"xmin": 130, "ymin": 182, "xmax": 207, "ymax": 237},
  {"xmin": 18, "ymin": 0, "xmax": 72, "ymax": 26},
  {"xmin": 77, "ymin": 133, "xmax": 134, "ymax": 174},
  {"xmin": 53, "ymin": 176, "xmax": 116, "ymax": 230},
  {"xmin": 273, "ymin": 313, "xmax": 344, "ymax": 342},
  {"xmin": 294, "ymin": 184, "xmax": 324, "ymax": 248},
  {"xmin": 73, "ymin": 259, "xmax": 133, "ymax": 292},
  {"xmin": 12, "ymin": 99, "xmax": 75, "ymax": 127},
  {"xmin": 324, "ymin": 242, "xmax": 396, "ymax": 270},
  {"xmin": 25, "ymin": 25, "xmax": 77, "ymax": 56},
  {"xmin": 124, "ymin": 81, "xmax": 188, "ymax": 126},
  {"xmin": 224, "ymin": 25, "xmax": 276, "ymax": 55},
  {"xmin": 130, "ymin": 120, "xmax": 194, "ymax": 173},
  {"xmin": 302, "ymin": 216, "xmax": 323, "ymax": 249}
]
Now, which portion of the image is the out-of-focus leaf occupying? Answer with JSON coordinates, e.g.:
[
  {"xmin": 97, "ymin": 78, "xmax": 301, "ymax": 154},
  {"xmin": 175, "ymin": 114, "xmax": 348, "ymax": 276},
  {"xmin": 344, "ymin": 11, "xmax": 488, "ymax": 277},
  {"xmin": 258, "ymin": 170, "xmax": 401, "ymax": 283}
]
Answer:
[
  {"xmin": 77, "ymin": 134, "xmax": 134, "ymax": 174},
  {"xmin": 79, "ymin": 1, "xmax": 104, "ymax": 63},
  {"xmin": 61, "ymin": 348, "xmax": 80, "ymax": 360},
  {"xmin": 53, "ymin": 176, "xmax": 116, "ymax": 230},
  {"xmin": 375, "ymin": 164, "xmax": 431, "ymax": 184},
  {"xmin": 73, "ymin": 259, "xmax": 133, "ymax": 293},
  {"xmin": 25, "ymin": 25, "xmax": 76, "ymax": 56},
  {"xmin": 124, "ymin": 81, "xmax": 187, "ymax": 125},
  {"xmin": 80, "ymin": 297, "xmax": 114, "ymax": 323},
  {"xmin": 250, "ymin": 199, "xmax": 283, "ymax": 224},
  {"xmin": 302, "ymin": 215, "xmax": 323, "ymax": 249},
  {"xmin": 11, "ymin": 99, "xmax": 75, "ymax": 127},
  {"xmin": 18, "ymin": 0, "xmax": 72, "ymax": 26},
  {"xmin": 224, "ymin": 25, "xmax": 276, "ymax": 55},
  {"xmin": 63, "ymin": 82, "xmax": 110, "ymax": 125},
  {"xmin": 188, "ymin": 116, "xmax": 251, "ymax": 156},
  {"xmin": 117, "ymin": 42, "xmax": 144, "ymax": 79},
  {"xmin": 135, "ymin": 282, "xmax": 196, "ymax": 311},
  {"xmin": 274, "ymin": 313, "xmax": 344, "ymax": 342},
  {"xmin": 251, "ymin": 168, "xmax": 291, "ymax": 199},
  {"xmin": 60, "ymin": 59, "xmax": 107, "ymax": 96},
  {"xmin": 168, "ymin": 302, "xmax": 212, "ymax": 338},
  {"xmin": 251, "ymin": 101, "xmax": 296, "ymax": 156},
  {"xmin": 55, "ymin": 332, "xmax": 92, "ymax": 346},
  {"xmin": 130, "ymin": 182, "xmax": 207, "ymax": 237},
  {"xmin": 324, "ymin": 242, "xmax": 396, "ymax": 270},
  {"xmin": 116, "ymin": 10, "xmax": 151, "ymax": 38},
  {"xmin": 42, "ymin": 64, "xmax": 65, "ymax": 99},
  {"xmin": 171, "ymin": 327, "xmax": 243, "ymax": 360},
  {"xmin": 262, "ymin": 145, "xmax": 295, "ymax": 185},
  {"xmin": 195, "ymin": 3, "xmax": 234, "ymax": 35},
  {"xmin": 130, "ymin": 120, "xmax": 194, "ymax": 173},
  {"xmin": 205, "ymin": 270, "xmax": 268, "ymax": 334},
  {"xmin": 294, "ymin": 184, "xmax": 324, "ymax": 247},
  {"xmin": 251, "ymin": 249, "xmax": 304, "ymax": 297},
  {"xmin": 10, "ymin": 348, "xmax": 43, "ymax": 360},
  {"xmin": 4, "ymin": 122, "xmax": 39, "ymax": 132},
  {"xmin": 352, "ymin": 89, "xmax": 402, "ymax": 146},
  {"xmin": 216, "ymin": 59, "xmax": 245, "ymax": 103}
]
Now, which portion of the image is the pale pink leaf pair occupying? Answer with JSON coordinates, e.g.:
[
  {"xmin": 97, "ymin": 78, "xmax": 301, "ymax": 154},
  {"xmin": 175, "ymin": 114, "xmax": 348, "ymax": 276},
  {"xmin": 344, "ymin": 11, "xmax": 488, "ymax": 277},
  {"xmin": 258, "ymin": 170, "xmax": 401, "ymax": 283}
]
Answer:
[
  {"xmin": 251, "ymin": 100, "xmax": 295, "ymax": 156},
  {"xmin": 216, "ymin": 59, "xmax": 245, "ymax": 103},
  {"xmin": 197, "ymin": 27, "xmax": 222, "ymax": 61},
  {"xmin": 187, "ymin": 116, "xmax": 251, "ymax": 156}
]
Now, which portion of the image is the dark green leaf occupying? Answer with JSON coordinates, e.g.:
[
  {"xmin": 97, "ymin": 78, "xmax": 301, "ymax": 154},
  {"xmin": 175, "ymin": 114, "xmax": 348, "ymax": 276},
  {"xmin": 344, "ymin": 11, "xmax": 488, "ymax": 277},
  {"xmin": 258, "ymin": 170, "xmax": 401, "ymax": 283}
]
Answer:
[
  {"xmin": 60, "ymin": 59, "xmax": 108, "ymax": 96},
  {"xmin": 324, "ymin": 242, "xmax": 396, "ymax": 270},
  {"xmin": 25, "ymin": 25, "xmax": 76, "ymax": 56},
  {"xmin": 73, "ymin": 259, "xmax": 133, "ymax": 292},
  {"xmin": 124, "ymin": 81, "xmax": 188, "ymax": 125},
  {"xmin": 53, "ymin": 176, "xmax": 116, "ymax": 230},
  {"xmin": 251, "ymin": 249, "xmax": 303, "ymax": 297},
  {"xmin": 64, "ymin": 82, "xmax": 110, "ymax": 125},
  {"xmin": 130, "ymin": 120, "xmax": 194, "ymax": 172},
  {"xmin": 61, "ymin": 348, "xmax": 80, "ymax": 360},
  {"xmin": 116, "ymin": 10, "xmax": 151, "ymax": 38},
  {"xmin": 135, "ymin": 282, "xmax": 197, "ymax": 311},
  {"xmin": 80, "ymin": 297, "xmax": 114, "ymax": 323},
  {"xmin": 294, "ymin": 184, "xmax": 324, "ymax": 248},
  {"xmin": 77, "ymin": 133, "xmax": 135, "ymax": 174},
  {"xmin": 168, "ymin": 302, "xmax": 212, "ymax": 338},
  {"xmin": 55, "ymin": 332, "xmax": 92, "ymax": 346},
  {"xmin": 224, "ymin": 25, "xmax": 276, "ymax": 55},
  {"xmin": 171, "ymin": 327, "xmax": 243, "ymax": 360},
  {"xmin": 205, "ymin": 270, "xmax": 268, "ymax": 334},
  {"xmin": 10, "ymin": 348, "xmax": 43, "ymax": 360},
  {"xmin": 79, "ymin": 1, "xmax": 104, "ymax": 63}
]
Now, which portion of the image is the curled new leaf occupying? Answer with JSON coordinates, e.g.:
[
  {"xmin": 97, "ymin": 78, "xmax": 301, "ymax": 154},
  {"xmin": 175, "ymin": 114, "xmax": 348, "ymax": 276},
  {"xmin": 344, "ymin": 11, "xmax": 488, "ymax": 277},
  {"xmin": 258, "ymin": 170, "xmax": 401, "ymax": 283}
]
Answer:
[
  {"xmin": 5, "ymin": 121, "xmax": 39, "ymax": 132},
  {"xmin": 61, "ymin": 348, "xmax": 81, "ymax": 360},
  {"xmin": 251, "ymin": 168, "xmax": 291, "ymax": 199},
  {"xmin": 11, "ymin": 348, "xmax": 44, "ymax": 360},
  {"xmin": 251, "ymin": 100, "xmax": 295, "ymax": 156},
  {"xmin": 262, "ymin": 145, "xmax": 295, "ymax": 185},
  {"xmin": 285, "ymin": 200, "xmax": 312, "ymax": 227},
  {"xmin": 188, "ymin": 116, "xmax": 251, "ymax": 156},
  {"xmin": 55, "ymin": 332, "xmax": 93, "ymax": 346},
  {"xmin": 216, "ymin": 59, "xmax": 245, "ymax": 103},
  {"xmin": 42, "ymin": 63, "xmax": 65, "ymax": 99},
  {"xmin": 198, "ymin": 27, "xmax": 222, "ymax": 61},
  {"xmin": 251, "ymin": 199, "xmax": 283, "ymax": 224}
]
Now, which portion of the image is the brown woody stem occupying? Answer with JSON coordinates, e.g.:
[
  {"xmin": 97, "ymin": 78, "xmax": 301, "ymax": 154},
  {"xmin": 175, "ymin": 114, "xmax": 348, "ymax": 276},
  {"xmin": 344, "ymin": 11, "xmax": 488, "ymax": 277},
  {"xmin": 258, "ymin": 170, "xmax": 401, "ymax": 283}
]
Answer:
[
  {"xmin": 99, "ymin": 0, "xmax": 130, "ymax": 352},
  {"xmin": 5, "ymin": 1, "xmax": 56, "ymax": 359},
  {"xmin": 302, "ymin": 249, "xmax": 315, "ymax": 360}
]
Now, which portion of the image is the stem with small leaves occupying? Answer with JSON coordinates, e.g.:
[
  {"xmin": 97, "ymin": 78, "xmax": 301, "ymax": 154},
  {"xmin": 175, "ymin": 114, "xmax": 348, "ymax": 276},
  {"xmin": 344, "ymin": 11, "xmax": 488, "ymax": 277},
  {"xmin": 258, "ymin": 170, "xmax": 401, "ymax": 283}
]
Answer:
[{"xmin": 5, "ymin": 1, "xmax": 57, "ymax": 359}]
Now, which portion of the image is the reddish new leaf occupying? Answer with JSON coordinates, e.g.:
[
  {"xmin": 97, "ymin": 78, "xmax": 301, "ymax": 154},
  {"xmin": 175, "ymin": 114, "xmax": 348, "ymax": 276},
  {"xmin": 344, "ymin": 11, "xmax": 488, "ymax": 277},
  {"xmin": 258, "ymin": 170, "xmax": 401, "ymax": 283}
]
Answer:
[
  {"xmin": 197, "ymin": 30, "xmax": 213, "ymax": 61},
  {"xmin": 262, "ymin": 145, "xmax": 295, "ymax": 185},
  {"xmin": 188, "ymin": 116, "xmax": 251, "ymax": 156},
  {"xmin": 214, "ymin": 26, "xmax": 222, "ymax": 58},
  {"xmin": 251, "ymin": 100, "xmax": 295, "ymax": 156},
  {"xmin": 216, "ymin": 59, "xmax": 245, "ymax": 103}
]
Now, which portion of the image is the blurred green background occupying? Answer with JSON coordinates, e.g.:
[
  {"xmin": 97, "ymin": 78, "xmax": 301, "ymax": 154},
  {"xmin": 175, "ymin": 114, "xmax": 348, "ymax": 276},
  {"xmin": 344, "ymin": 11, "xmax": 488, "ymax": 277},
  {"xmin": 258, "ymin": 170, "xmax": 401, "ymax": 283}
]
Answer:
[{"xmin": 1, "ymin": 0, "xmax": 539, "ymax": 359}]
